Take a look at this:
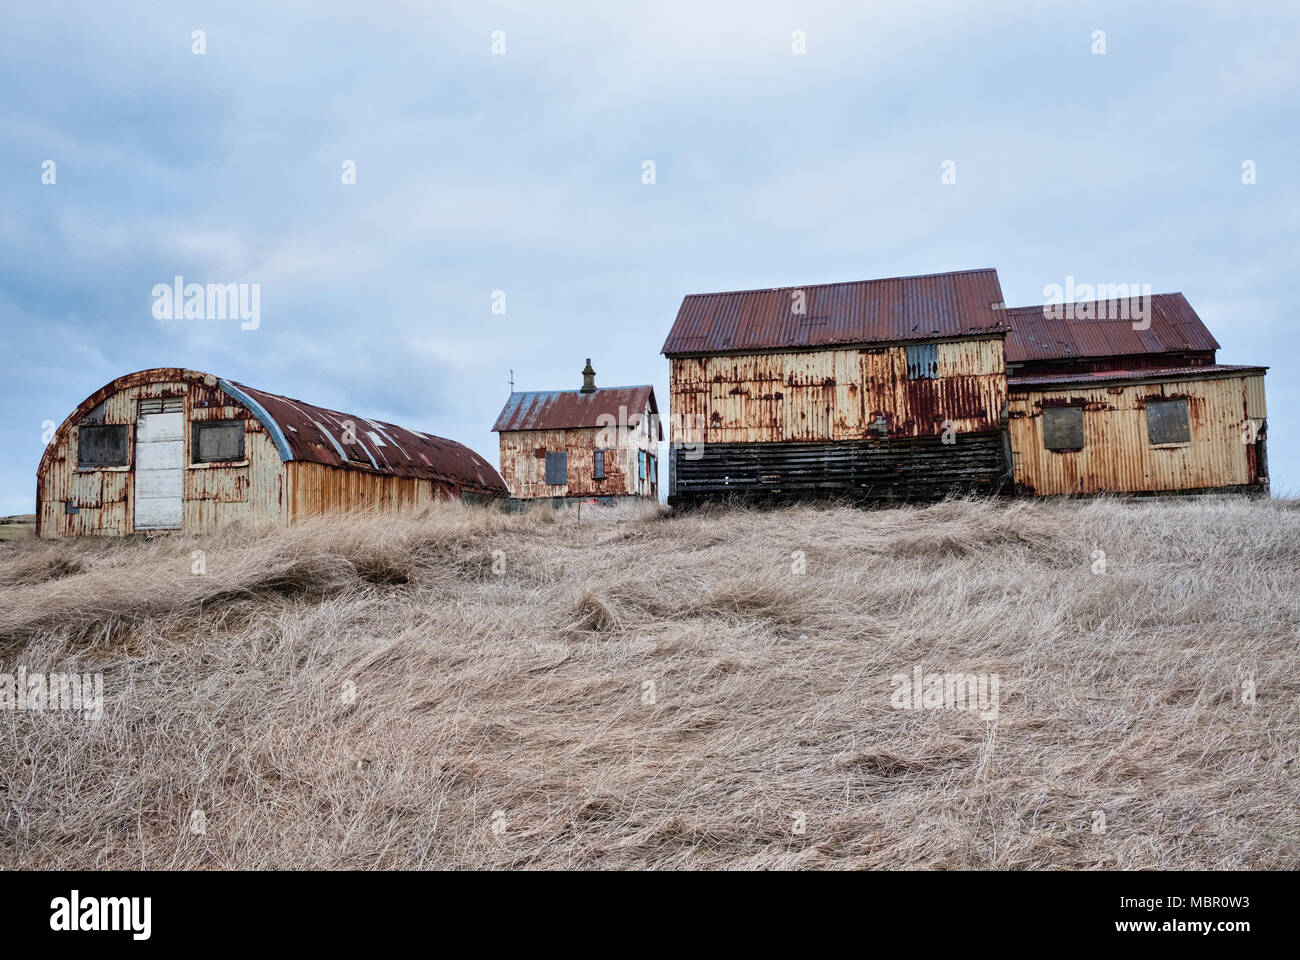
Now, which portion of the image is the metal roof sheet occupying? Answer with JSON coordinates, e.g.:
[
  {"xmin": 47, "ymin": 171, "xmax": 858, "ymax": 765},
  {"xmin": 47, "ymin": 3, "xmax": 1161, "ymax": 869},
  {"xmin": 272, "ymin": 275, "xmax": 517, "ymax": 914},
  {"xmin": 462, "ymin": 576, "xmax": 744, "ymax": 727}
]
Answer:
[
  {"xmin": 1004, "ymin": 293, "xmax": 1220, "ymax": 364},
  {"xmin": 492, "ymin": 385, "xmax": 661, "ymax": 436},
  {"xmin": 227, "ymin": 379, "xmax": 506, "ymax": 491},
  {"xmin": 661, "ymin": 269, "xmax": 1007, "ymax": 357}
]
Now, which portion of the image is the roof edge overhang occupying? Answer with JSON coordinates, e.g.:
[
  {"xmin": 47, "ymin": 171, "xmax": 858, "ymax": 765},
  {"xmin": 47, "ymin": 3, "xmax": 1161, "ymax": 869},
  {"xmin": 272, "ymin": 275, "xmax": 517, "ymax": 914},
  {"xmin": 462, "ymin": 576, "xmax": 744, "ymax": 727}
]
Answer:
[
  {"xmin": 663, "ymin": 330, "xmax": 1008, "ymax": 360},
  {"xmin": 1008, "ymin": 365, "xmax": 1268, "ymax": 392},
  {"xmin": 216, "ymin": 379, "xmax": 293, "ymax": 461}
]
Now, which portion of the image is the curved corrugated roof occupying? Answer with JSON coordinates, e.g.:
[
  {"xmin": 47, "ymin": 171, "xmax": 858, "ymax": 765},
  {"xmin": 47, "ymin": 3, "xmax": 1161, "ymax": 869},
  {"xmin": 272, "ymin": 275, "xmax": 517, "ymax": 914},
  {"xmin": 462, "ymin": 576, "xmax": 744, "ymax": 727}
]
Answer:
[
  {"xmin": 661, "ymin": 268, "xmax": 1007, "ymax": 356},
  {"xmin": 42, "ymin": 368, "xmax": 505, "ymax": 494},
  {"xmin": 1004, "ymin": 293, "xmax": 1220, "ymax": 364},
  {"xmin": 492, "ymin": 385, "xmax": 662, "ymax": 437}
]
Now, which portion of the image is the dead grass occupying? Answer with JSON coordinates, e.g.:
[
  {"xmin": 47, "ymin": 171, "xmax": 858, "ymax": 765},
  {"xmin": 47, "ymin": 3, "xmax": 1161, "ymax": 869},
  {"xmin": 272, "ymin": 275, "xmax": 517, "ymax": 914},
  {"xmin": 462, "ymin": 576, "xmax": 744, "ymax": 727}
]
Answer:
[{"xmin": 0, "ymin": 496, "xmax": 1296, "ymax": 870}]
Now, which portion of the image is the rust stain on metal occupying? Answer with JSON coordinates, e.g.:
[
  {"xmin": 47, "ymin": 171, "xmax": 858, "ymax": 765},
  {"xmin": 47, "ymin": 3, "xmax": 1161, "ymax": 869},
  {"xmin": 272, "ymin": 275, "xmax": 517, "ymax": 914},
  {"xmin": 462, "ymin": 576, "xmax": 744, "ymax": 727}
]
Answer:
[
  {"xmin": 37, "ymin": 367, "xmax": 503, "ymax": 538},
  {"xmin": 662, "ymin": 268, "xmax": 1007, "ymax": 357},
  {"xmin": 1004, "ymin": 294, "xmax": 1220, "ymax": 367}
]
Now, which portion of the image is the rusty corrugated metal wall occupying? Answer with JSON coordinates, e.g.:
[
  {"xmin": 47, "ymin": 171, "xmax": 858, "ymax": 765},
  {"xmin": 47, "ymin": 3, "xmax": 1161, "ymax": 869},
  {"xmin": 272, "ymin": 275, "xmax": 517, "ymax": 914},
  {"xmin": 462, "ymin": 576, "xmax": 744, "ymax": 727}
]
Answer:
[
  {"xmin": 668, "ymin": 338, "xmax": 1006, "ymax": 444},
  {"xmin": 38, "ymin": 373, "xmax": 287, "ymax": 538},
  {"xmin": 498, "ymin": 425, "xmax": 658, "ymax": 500},
  {"xmin": 1008, "ymin": 372, "xmax": 1267, "ymax": 495},
  {"xmin": 38, "ymin": 368, "xmax": 503, "ymax": 538},
  {"xmin": 286, "ymin": 462, "xmax": 457, "ymax": 519}
]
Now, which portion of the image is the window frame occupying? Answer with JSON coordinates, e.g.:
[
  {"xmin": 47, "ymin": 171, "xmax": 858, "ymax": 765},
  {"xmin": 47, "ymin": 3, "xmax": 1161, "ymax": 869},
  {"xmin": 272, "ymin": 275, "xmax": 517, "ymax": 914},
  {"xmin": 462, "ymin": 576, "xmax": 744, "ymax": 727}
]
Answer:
[
  {"xmin": 1042, "ymin": 405, "xmax": 1085, "ymax": 452},
  {"xmin": 905, "ymin": 343, "xmax": 938, "ymax": 381},
  {"xmin": 1145, "ymin": 398, "xmax": 1192, "ymax": 446},
  {"xmin": 191, "ymin": 419, "xmax": 246, "ymax": 464},
  {"xmin": 544, "ymin": 450, "xmax": 568, "ymax": 485},
  {"xmin": 76, "ymin": 423, "xmax": 130, "ymax": 469},
  {"xmin": 593, "ymin": 449, "xmax": 605, "ymax": 480}
]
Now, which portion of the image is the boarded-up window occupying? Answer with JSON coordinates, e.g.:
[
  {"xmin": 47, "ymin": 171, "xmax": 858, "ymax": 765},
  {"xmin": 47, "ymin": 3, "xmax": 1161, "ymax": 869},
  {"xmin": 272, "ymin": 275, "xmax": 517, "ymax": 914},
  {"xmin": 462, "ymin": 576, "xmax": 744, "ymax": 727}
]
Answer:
[
  {"xmin": 192, "ymin": 420, "xmax": 245, "ymax": 463},
  {"xmin": 1146, "ymin": 398, "xmax": 1191, "ymax": 445},
  {"xmin": 905, "ymin": 343, "xmax": 938, "ymax": 380},
  {"xmin": 545, "ymin": 451, "xmax": 567, "ymax": 485},
  {"xmin": 593, "ymin": 450, "xmax": 605, "ymax": 480},
  {"xmin": 648, "ymin": 454, "xmax": 656, "ymax": 484},
  {"xmin": 77, "ymin": 424, "xmax": 128, "ymax": 467},
  {"xmin": 1042, "ymin": 406, "xmax": 1084, "ymax": 451},
  {"xmin": 637, "ymin": 450, "xmax": 646, "ymax": 480}
]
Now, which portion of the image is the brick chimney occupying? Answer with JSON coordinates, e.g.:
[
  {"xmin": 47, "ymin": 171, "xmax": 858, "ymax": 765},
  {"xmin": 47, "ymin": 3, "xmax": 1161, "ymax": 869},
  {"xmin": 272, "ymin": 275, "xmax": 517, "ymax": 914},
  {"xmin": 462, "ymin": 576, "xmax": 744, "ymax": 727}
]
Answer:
[{"xmin": 580, "ymin": 358, "xmax": 596, "ymax": 394}]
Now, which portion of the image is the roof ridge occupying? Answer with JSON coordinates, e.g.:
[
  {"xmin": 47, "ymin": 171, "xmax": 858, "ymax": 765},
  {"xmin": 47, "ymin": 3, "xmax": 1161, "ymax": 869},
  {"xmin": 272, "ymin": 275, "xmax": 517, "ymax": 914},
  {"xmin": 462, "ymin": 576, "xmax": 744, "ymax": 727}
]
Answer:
[{"xmin": 681, "ymin": 268, "xmax": 999, "ymax": 300}]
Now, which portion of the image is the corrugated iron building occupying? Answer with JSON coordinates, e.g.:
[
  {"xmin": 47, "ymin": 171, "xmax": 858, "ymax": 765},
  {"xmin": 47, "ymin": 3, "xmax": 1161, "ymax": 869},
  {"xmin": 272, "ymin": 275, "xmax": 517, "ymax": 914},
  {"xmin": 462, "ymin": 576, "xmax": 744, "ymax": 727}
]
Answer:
[
  {"xmin": 661, "ymin": 269, "xmax": 1012, "ymax": 503},
  {"xmin": 37, "ymin": 367, "xmax": 505, "ymax": 537},
  {"xmin": 1004, "ymin": 296, "xmax": 1268, "ymax": 495},
  {"xmin": 492, "ymin": 361, "xmax": 662, "ymax": 502}
]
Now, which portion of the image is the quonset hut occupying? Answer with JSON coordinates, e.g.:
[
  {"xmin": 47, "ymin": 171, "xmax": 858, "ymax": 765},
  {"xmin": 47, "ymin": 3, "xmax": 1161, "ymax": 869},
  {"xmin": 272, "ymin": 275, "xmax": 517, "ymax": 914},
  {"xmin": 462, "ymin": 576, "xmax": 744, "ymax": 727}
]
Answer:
[{"xmin": 37, "ymin": 367, "xmax": 505, "ymax": 537}]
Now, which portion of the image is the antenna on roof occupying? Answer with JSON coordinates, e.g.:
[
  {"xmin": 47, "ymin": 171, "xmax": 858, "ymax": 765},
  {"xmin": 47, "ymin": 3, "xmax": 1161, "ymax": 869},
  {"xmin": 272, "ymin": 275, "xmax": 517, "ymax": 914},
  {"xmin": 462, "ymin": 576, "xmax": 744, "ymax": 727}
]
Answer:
[{"xmin": 508, "ymin": 368, "xmax": 514, "ymax": 395}]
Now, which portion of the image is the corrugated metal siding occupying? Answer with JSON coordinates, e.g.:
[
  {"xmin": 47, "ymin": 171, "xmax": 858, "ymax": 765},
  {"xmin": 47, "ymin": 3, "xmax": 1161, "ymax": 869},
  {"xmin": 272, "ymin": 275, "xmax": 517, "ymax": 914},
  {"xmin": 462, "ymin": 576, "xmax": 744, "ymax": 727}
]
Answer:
[
  {"xmin": 497, "ymin": 425, "xmax": 658, "ymax": 500},
  {"xmin": 38, "ymin": 367, "xmax": 499, "ymax": 538},
  {"xmin": 662, "ymin": 269, "xmax": 1006, "ymax": 356},
  {"xmin": 286, "ymin": 462, "xmax": 454, "ymax": 520},
  {"xmin": 38, "ymin": 373, "xmax": 286, "ymax": 538},
  {"xmin": 668, "ymin": 339, "xmax": 1006, "ymax": 443},
  {"xmin": 1008, "ymin": 372, "xmax": 1267, "ymax": 495}
]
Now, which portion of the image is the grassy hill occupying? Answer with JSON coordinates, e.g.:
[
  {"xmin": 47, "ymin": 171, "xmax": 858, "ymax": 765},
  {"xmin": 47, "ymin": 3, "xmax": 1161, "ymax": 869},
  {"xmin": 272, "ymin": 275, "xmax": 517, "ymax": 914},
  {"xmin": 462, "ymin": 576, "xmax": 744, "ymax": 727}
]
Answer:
[{"xmin": 1, "ymin": 497, "xmax": 1296, "ymax": 869}]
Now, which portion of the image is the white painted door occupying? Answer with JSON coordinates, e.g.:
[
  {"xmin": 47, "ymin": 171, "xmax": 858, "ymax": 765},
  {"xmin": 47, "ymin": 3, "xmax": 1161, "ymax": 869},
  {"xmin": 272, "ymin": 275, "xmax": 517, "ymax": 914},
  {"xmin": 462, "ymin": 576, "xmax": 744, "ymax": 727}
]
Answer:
[{"xmin": 134, "ymin": 412, "xmax": 184, "ymax": 530}]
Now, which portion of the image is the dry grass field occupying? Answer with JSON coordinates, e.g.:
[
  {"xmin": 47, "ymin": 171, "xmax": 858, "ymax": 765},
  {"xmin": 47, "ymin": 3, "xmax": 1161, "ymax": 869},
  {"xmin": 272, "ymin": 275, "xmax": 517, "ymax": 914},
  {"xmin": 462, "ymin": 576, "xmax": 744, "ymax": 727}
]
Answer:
[{"xmin": 0, "ymin": 497, "xmax": 1296, "ymax": 870}]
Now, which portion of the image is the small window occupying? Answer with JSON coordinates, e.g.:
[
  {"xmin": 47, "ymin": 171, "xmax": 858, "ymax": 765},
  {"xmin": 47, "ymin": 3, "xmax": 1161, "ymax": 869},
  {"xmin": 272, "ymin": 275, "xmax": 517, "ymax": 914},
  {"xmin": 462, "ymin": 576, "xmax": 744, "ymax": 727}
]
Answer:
[
  {"xmin": 593, "ymin": 450, "xmax": 605, "ymax": 480},
  {"xmin": 1146, "ymin": 399, "xmax": 1191, "ymax": 445},
  {"xmin": 139, "ymin": 397, "xmax": 183, "ymax": 415},
  {"xmin": 637, "ymin": 450, "xmax": 646, "ymax": 480},
  {"xmin": 77, "ymin": 424, "xmax": 128, "ymax": 467},
  {"xmin": 1042, "ymin": 406, "xmax": 1084, "ymax": 451},
  {"xmin": 192, "ymin": 420, "xmax": 245, "ymax": 463},
  {"xmin": 905, "ymin": 343, "xmax": 938, "ymax": 380},
  {"xmin": 648, "ymin": 454, "xmax": 656, "ymax": 484},
  {"xmin": 544, "ymin": 451, "xmax": 567, "ymax": 485}
]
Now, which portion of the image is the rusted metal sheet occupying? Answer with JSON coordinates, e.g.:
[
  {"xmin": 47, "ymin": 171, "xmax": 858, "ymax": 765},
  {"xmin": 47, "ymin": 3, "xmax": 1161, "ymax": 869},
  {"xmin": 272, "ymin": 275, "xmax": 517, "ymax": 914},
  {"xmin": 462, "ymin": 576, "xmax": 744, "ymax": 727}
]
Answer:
[
  {"xmin": 1004, "ymin": 294, "xmax": 1220, "ymax": 367},
  {"xmin": 668, "ymin": 340, "xmax": 1006, "ymax": 444},
  {"xmin": 1007, "ymin": 371, "xmax": 1267, "ymax": 495},
  {"xmin": 492, "ymin": 386, "xmax": 661, "ymax": 436},
  {"xmin": 229, "ymin": 380, "xmax": 505, "ymax": 493},
  {"xmin": 37, "ymin": 367, "xmax": 502, "ymax": 538},
  {"xmin": 1008, "ymin": 364, "xmax": 1266, "ymax": 389},
  {"xmin": 497, "ymin": 426, "xmax": 658, "ymax": 500},
  {"xmin": 661, "ymin": 269, "xmax": 1006, "ymax": 357},
  {"xmin": 286, "ymin": 461, "xmax": 456, "ymax": 520}
]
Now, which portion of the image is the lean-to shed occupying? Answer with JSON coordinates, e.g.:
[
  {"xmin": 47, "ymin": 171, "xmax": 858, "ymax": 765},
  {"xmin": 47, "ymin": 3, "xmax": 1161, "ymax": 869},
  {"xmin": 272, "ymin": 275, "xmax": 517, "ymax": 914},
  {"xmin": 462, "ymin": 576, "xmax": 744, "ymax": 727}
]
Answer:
[
  {"xmin": 37, "ymin": 367, "xmax": 505, "ymax": 537},
  {"xmin": 1003, "ymin": 295, "xmax": 1268, "ymax": 495}
]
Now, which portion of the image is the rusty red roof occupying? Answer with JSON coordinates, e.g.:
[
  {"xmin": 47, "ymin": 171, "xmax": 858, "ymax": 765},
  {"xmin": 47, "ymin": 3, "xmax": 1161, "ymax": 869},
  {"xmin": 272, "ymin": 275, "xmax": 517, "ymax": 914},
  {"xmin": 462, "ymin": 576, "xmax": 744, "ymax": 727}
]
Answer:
[
  {"xmin": 661, "ymin": 268, "xmax": 1007, "ymax": 357},
  {"xmin": 1008, "ymin": 363, "xmax": 1265, "ymax": 390},
  {"xmin": 492, "ymin": 386, "xmax": 661, "ymax": 437},
  {"xmin": 223, "ymin": 379, "xmax": 505, "ymax": 492},
  {"xmin": 1004, "ymin": 293, "xmax": 1220, "ymax": 364}
]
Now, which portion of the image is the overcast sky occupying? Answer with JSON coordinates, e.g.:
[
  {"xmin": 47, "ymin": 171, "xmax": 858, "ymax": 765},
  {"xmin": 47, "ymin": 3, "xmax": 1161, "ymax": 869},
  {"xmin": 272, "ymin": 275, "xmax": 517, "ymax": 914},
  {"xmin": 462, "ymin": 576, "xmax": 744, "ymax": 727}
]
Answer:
[{"xmin": 2, "ymin": 1, "xmax": 1297, "ymax": 513}]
